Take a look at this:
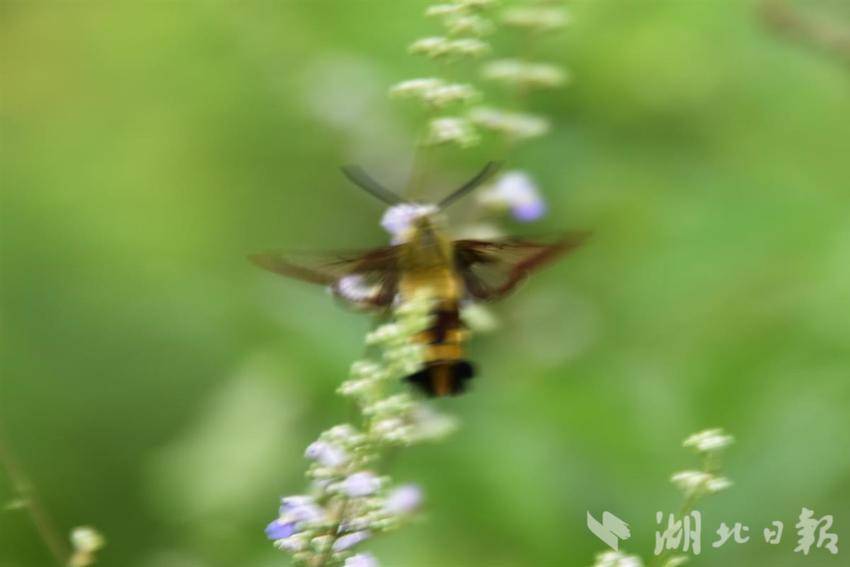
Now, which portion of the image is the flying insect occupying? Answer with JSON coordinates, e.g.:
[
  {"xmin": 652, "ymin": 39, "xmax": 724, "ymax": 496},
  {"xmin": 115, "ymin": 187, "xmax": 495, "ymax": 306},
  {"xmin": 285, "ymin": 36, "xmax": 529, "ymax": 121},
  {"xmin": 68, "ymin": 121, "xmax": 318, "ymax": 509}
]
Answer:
[{"xmin": 250, "ymin": 162, "xmax": 587, "ymax": 396}]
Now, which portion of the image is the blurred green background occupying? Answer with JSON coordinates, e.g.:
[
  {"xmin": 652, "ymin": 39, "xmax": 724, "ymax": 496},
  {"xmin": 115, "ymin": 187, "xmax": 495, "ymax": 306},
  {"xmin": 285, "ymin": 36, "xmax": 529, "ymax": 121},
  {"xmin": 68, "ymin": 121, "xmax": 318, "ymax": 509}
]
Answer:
[{"xmin": 2, "ymin": 1, "xmax": 849, "ymax": 566}]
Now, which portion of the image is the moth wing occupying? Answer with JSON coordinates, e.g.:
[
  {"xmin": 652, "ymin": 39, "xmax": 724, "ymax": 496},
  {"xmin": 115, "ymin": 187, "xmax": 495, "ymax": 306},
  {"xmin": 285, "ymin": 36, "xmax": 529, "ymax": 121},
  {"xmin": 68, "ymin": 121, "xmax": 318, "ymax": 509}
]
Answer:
[
  {"xmin": 454, "ymin": 232, "xmax": 589, "ymax": 301},
  {"xmin": 249, "ymin": 246, "xmax": 400, "ymax": 310}
]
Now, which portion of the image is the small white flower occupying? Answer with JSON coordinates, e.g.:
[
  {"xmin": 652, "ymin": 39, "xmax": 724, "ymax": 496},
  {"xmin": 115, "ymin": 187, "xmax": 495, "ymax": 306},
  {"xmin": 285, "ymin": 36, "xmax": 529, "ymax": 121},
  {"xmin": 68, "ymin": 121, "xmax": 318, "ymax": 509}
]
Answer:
[
  {"xmin": 426, "ymin": 83, "xmax": 479, "ymax": 107},
  {"xmin": 409, "ymin": 36, "xmax": 449, "ymax": 57},
  {"xmin": 457, "ymin": 0, "xmax": 495, "ymax": 8},
  {"xmin": 392, "ymin": 78, "xmax": 478, "ymax": 109},
  {"xmin": 705, "ymin": 476, "xmax": 733, "ymax": 493},
  {"xmin": 445, "ymin": 14, "xmax": 494, "ymax": 36},
  {"xmin": 482, "ymin": 59, "xmax": 568, "ymax": 89},
  {"xmin": 343, "ymin": 472, "xmax": 382, "ymax": 497},
  {"xmin": 366, "ymin": 322, "xmax": 406, "ymax": 345},
  {"xmin": 670, "ymin": 471, "xmax": 711, "ymax": 494},
  {"xmin": 275, "ymin": 533, "xmax": 308, "ymax": 552},
  {"xmin": 502, "ymin": 6, "xmax": 570, "ymax": 32},
  {"xmin": 332, "ymin": 530, "xmax": 371, "ymax": 551},
  {"xmin": 70, "ymin": 527, "xmax": 105, "ymax": 555},
  {"xmin": 325, "ymin": 424, "xmax": 365, "ymax": 447},
  {"xmin": 345, "ymin": 553, "xmax": 380, "ymax": 567},
  {"xmin": 366, "ymin": 394, "xmax": 414, "ymax": 414},
  {"xmin": 479, "ymin": 170, "xmax": 546, "ymax": 221},
  {"xmin": 683, "ymin": 429, "xmax": 734, "ymax": 453},
  {"xmin": 311, "ymin": 534, "xmax": 333, "ymax": 553},
  {"xmin": 350, "ymin": 360, "xmax": 382, "ymax": 379},
  {"xmin": 372, "ymin": 417, "xmax": 406, "ymax": 437},
  {"xmin": 426, "ymin": 4, "xmax": 466, "ymax": 17},
  {"xmin": 592, "ymin": 550, "xmax": 644, "ymax": 567},
  {"xmin": 468, "ymin": 106, "xmax": 549, "ymax": 140},
  {"xmin": 305, "ymin": 441, "xmax": 348, "ymax": 468},
  {"xmin": 425, "ymin": 117, "xmax": 480, "ymax": 147},
  {"xmin": 461, "ymin": 303, "xmax": 500, "ymax": 332},
  {"xmin": 449, "ymin": 38, "xmax": 490, "ymax": 57},
  {"xmin": 70, "ymin": 526, "xmax": 105, "ymax": 565},
  {"xmin": 408, "ymin": 405, "xmax": 460, "ymax": 441},
  {"xmin": 338, "ymin": 378, "xmax": 375, "ymax": 398},
  {"xmin": 384, "ymin": 484, "xmax": 424, "ymax": 515},
  {"xmin": 410, "ymin": 37, "xmax": 489, "ymax": 59},
  {"xmin": 670, "ymin": 471, "xmax": 732, "ymax": 497},
  {"xmin": 389, "ymin": 78, "xmax": 443, "ymax": 97}
]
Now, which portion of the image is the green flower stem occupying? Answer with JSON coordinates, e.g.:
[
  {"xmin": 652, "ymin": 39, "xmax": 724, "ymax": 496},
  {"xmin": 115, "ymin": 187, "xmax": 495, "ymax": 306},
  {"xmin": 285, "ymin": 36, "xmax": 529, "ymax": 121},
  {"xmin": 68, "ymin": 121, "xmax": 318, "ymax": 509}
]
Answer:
[{"xmin": 0, "ymin": 426, "xmax": 69, "ymax": 566}]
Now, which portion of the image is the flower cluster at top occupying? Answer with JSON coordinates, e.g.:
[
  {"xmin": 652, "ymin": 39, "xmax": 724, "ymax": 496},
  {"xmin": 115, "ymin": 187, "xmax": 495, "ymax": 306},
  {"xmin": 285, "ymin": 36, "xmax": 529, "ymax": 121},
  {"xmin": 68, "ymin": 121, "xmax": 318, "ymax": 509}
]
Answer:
[
  {"xmin": 470, "ymin": 0, "xmax": 570, "ymax": 146},
  {"xmin": 390, "ymin": 1, "xmax": 570, "ymax": 225},
  {"xmin": 390, "ymin": 0, "xmax": 495, "ymax": 149},
  {"xmin": 390, "ymin": 0, "xmax": 570, "ymax": 149},
  {"xmin": 266, "ymin": 292, "xmax": 458, "ymax": 567}
]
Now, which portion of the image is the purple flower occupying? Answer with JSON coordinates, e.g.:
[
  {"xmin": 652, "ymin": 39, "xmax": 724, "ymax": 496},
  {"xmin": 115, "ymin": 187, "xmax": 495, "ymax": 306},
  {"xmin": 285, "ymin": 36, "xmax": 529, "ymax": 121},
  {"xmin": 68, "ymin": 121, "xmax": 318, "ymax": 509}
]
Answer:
[
  {"xmin": 305, "ymin": 441, "xmax": 349, "ymax": 468},
  {"xmin": 512, "ymin": 198, "xmax": 546, "ymax": 221},
  {"xmin": 345, "ymin": 553, "xmax": 380, "ymax": 567},
  {"xmin": 342, "ymin": 471, "xmax": 381, "ymax": 497},
  {"xmin": 480, "ymin": 170, "xmax": 546, "ymax": 222},
  {"xmin": 279, "ymin": 496, "xmax": 325, "ymax": 523},
  {"xmin": 265, "ymin": 519, "xmax": 296, "ymax": 541},
  {"xmin": 332, "ymin": 530, "xmax": 371, "ymax": 551},
  {"xmin": 383, "ymin": 484, "xmax": 423, "ymax": 515}
]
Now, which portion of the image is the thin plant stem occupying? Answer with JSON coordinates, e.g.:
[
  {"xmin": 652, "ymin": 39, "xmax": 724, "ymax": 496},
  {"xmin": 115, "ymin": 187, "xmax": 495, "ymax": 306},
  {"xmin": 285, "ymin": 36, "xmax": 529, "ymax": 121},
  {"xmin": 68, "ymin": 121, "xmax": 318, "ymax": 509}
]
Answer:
[
  {"xmin": 310, "ymin": 495, "xmax": 351, "ymax": 567},
  {"xmin": 650, "ymin": 453, "xmax": 714, "ymax": 567},
  {"xmin": 0, "ymin": 425, "xmax": 69, "ymax": 566}
]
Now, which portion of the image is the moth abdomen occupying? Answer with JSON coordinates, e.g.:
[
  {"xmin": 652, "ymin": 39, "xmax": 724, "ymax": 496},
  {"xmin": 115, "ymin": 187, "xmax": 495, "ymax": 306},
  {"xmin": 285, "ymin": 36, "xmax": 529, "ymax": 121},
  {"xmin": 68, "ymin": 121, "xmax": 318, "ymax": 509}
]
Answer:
[{"xmin": 405, "ymin": 360, "xmax": 476, "ymax": 397}]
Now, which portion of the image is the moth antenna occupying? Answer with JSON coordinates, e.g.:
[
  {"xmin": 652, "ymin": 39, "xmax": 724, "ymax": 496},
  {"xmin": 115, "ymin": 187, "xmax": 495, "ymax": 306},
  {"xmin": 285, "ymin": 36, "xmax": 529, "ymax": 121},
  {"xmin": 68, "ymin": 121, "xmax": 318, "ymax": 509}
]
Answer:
[
  {"xmin": 438, "ymin": 161, "xmax": 503, "ymax": 210},
  {"xmin": 340, "ymin": 165, "xmax": 405, "ymax": 206}
]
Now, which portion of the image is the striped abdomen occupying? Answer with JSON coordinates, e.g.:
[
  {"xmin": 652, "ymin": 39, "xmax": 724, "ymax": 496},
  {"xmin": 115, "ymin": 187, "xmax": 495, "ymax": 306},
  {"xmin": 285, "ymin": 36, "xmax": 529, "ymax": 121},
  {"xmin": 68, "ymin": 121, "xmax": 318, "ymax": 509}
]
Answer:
[{"xmin": 405, "ymin": 300, "xmax": 476, "ymax": 397}]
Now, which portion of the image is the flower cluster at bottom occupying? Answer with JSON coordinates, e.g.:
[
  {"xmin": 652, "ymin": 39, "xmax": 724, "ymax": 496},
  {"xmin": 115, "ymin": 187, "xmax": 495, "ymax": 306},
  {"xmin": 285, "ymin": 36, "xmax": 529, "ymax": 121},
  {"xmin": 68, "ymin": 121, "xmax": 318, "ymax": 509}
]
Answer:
[{"xmin": 266, "ymin": 292, "xmax": 458, "ymax": 567}]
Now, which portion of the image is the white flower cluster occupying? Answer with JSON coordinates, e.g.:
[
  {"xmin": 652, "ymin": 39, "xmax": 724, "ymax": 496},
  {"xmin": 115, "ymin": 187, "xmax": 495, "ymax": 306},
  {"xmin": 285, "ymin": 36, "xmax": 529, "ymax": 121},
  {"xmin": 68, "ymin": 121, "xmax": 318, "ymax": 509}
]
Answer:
[
  {"xmin": 671, "ymin": 428, "xmax": 735, "ymax": 499},
  {"xmin": 409, "ymin": 36, "xmax": 490, "ymax": 59},
  {"xmin": 426, "ymin": 2, "xmax": 495, "ymax": 35},
  {"xmin": 464, "ymin": 0, "xmax": 569, "ymax": 144},
  {"xmin": 670, "ymin": 470, "xmax": 733, "ymax": 498},
  {"xmin": 468, "ymin": 106, "xmax": 550, "ymax": 141},
  {"xmin": 682, "ymin": 428, "xmax": 734, "ymax": 453},
  {"xmin": 591, "ymin": 551, "xmax": 644, "ymax": 567},
  {"xmin": 68, "ymin": 526, "xmax": 105, "ymax": 567},
  {"xmin": 501, "ymin": 5, "xmax": 570, "ymax": 33},
  {"xmin": 391, "ymin": 0, "xmax": 497, "ymax": 148},
  {"xmin": 425, "ymin": 116, "xmax": 480, "ymax": 147},
  {"xmin": 482, "ymin": 58, "xmax": 569, "ymax": 90},
  {"xmin": 267, "ymin": 292, "xmax": 457, "ymax": 566},
  {"xmin": 390, "ymin": 78, "xmax": 479, "ymax": 110}
]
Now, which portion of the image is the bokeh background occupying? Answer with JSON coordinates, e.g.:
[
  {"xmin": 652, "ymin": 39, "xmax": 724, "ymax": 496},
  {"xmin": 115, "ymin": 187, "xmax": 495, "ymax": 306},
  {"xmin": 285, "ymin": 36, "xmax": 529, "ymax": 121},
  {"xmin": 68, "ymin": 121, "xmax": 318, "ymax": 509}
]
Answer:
[{"xmin": 2, "ymin": 1, "xmax": 849, "ymax": 566}]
